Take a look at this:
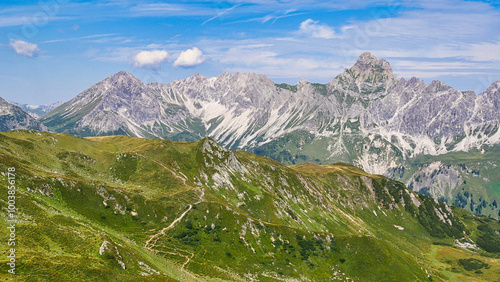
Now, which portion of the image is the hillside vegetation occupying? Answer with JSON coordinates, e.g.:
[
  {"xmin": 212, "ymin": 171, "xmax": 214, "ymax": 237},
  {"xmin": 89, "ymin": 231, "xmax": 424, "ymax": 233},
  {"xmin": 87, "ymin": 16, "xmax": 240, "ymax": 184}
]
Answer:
[{"xmin": 0, "ymin": 130, "xmax": 498, "ymax": 281}]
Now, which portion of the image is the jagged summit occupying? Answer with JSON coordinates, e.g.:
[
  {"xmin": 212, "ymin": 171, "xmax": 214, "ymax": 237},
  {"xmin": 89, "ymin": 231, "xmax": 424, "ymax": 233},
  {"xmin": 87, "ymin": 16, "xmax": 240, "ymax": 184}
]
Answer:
[
  {"xmin": 192, "ymin": 72, "xmax": 206, "ymax": 78},
  {"xmin": 186, "ymin": 72, "xmax": 208, "ymax": 81},
  {"xmin": 426, "ymin": 80, "xmax": 452, "ymax": 92},
  {"xmin": 353, "ymin": 52, "xmax": 394, "ymax": 74},
  {"xmin": 484, "ymin": 80, "xmax": 500, "ymax": 93},
  {"xmin": 327, "ymin": 52, "xmax": 398, "ymax": 98},
  {"xmin": 105, "ymin": 70, "xmax": 143, "ymax": 85},
  {"xmin": 349, "ymin": 52, "xmax": 397, "ymax": 85},
  {"xmin": 298, "ymin": 77, "xmax": 309, "ymax": 85},
  {"xmin": 113, "ymin": 70, "xmax": 132, "ymax": 76},
  {"xmin": 107, "ymin": 70, "xmax": 135, "ymax": 79}
]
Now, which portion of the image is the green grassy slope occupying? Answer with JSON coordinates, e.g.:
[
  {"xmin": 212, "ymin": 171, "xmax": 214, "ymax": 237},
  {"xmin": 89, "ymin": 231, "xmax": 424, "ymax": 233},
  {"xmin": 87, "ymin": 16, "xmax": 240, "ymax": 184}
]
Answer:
[{"xmin": 0, "ymin": 130, "xmax": 498, "ymax": 281}]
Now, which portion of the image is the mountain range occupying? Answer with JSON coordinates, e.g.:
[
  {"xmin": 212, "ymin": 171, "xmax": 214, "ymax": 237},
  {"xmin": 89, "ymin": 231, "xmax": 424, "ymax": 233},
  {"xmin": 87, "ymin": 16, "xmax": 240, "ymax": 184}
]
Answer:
[
  {"xmin": 0, "ymin": 97, "xmax": 47, "ymax": 132},
  {"xmin": 9, "ymin": 100, "xmax": 64, "ymax": 118},
  {"xmin": 26, "ymin": 52, "xmax": 500, "ymax": 218}
]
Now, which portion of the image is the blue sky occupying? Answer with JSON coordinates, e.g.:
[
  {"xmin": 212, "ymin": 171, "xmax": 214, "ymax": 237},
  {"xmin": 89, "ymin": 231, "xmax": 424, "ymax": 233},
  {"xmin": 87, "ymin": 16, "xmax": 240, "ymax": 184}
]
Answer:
[{"xmin": 1, "ymin": 0, "xmax": 500, "ymax": 104}]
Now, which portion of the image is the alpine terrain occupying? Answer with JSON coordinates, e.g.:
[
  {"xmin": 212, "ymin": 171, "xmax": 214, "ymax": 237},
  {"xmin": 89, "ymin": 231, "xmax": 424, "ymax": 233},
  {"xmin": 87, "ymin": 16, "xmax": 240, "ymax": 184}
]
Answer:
[
  {"xmin": 0, "ymin": 97, "xmax": 47, "ymax": 132},
  {"xmin": 0, "ymin": 130, "xmax": 499, "ymax": 281},
  {"xmin": 9, "ymin": 100, "xmax": 64, "ymax": 118},
  {"xmin": 38, "ymin": 53, "xmax": 500, "ymax": 218}
]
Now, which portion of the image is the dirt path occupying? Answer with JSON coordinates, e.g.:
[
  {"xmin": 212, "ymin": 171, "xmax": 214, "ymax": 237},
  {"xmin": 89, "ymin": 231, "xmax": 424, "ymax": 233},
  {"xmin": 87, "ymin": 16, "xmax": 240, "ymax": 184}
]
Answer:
[{"xmin": 145, "ymin": 189, "xmax": 204, "ymax": 250}]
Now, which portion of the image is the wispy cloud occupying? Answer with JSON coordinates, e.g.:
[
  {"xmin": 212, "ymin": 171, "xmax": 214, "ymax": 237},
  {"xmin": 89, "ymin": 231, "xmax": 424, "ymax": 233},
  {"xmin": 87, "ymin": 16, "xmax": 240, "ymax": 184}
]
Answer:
[
  {"xmin": 0, "ymin": 15, "xmax": 70, "ymax": 27},
  {"xmin": 262, "ymin": 10, "xmax": 305, "ymax": 24},
  {"xmin": 201, "ymin": 38, "xmax": 341, "ymax": 81},
  {"xmin": 222, "ymin": 0, "xmax": 403, "ymax": 11},
  {"xmin": 393, "ymin": 60, "xmax": 488, "ymax": 71},
  {"xmin": 229, "ymin": 9, "xmax": 305, "ymax": 24},
  {"xmin": 202, "ymin": 4, "xmax": 243, "ymax": 25},
  {"xmin": 41, "ymin": 33, "xmax": 119, "ymax": 44},
  {"xmin": 430, "ymin": 41, "xmax": 500, "ymax": 62},
  {"xmin": 0, "ymin": 16, "xmax": 32, "ymax": 28},
  {"xmin": 129, "ymin": 2, "xmax": 213, "ymax": 17},
  {"xmin": 0, "ymin": 4, "xmax": 74, "ymax": 27},
  {"xmin": 338, "ymin": 1, "xmax": 500, "ymax": 43},
  {"xmin": 129, "ymin": 3, "xmax": 186, "ymax": 15}
]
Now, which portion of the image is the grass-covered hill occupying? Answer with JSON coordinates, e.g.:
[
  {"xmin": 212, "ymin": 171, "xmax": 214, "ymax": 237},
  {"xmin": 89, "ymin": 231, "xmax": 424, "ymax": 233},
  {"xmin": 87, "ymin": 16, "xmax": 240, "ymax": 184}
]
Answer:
[{"xmin": 0, "ymin": 130, "xmax": 498, "ymax": 281}]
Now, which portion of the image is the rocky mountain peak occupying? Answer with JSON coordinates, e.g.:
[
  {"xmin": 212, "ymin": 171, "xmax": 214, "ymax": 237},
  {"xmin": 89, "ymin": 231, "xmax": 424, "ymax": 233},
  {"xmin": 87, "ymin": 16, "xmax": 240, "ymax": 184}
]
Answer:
[
  {"xmin": 484, "ymin": 80, "xmax": 500, "ymax": 94},
  {"xmin": 0, "ymin": 97, "xmax": 16, "ymax": 116},
  {"xmin": 105, "ymin": 71, "xmax": 142, "ymax": 87},
  {"xmin": 328, "ymin": 52, "xmax": 398, "ymax": 97},
  {"xmin": 353, "ymin": 52, "xmax": 394, "ymax": 74},
  {"xmin": 187, "ymin": 72, "xmax": 208, "ymax": 82},
  {"xmin": 108, "ymin": 70, "xmax": 133, "ymax": 79},
  {"xmin": 474, "ymin": 81, "xmax": 500, "ymax": 122},
  {"xmin": 200, "ymin": 136, "xmax": 220, "ymax": 148},
  {"xmin": 426, "ymin": 80, "xmax": 452, "ymax": 93},
  {"xmin": 298, "ymin": 77, "xmax": 309, "ymax": 85}
]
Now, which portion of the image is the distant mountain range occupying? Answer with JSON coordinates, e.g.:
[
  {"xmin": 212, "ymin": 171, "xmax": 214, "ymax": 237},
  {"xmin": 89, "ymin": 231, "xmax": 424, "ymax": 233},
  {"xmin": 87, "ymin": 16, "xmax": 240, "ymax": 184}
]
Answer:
[
  {"xmin": 9, "ymin": 100, "xmax": 64, "ymax": 118},
  {"xmin": 1, "ymin": 52, "xmax": 499, "ymax": 218},
  {"xmin": 0, "ymin": 96, "xmax": 47, "ymax": 131}
]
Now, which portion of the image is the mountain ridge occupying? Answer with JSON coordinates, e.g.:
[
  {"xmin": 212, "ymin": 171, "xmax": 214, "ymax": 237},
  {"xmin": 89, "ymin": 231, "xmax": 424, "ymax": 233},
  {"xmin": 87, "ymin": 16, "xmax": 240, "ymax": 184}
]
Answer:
[{"xmin": 0, "ymin": 130, "xmax": 499, "ymax": 280}]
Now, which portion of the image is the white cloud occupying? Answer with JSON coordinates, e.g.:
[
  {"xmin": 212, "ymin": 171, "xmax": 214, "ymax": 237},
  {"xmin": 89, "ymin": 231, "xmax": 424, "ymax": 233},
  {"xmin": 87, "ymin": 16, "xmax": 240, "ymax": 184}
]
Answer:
[
  {"xmin": 9, "ymin": 39, "xmax": 40, "ymax": 57},
  {"xmin": 133, "ymin": 49, "xmax": 168, "ymax": 69},
  {"xmin": 174, "ymin": 47, "xmax": 206, "ymax": 67},
  {"xmin": 299, "ymin": 19, "xmax": 335, "ymax": 39}
]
